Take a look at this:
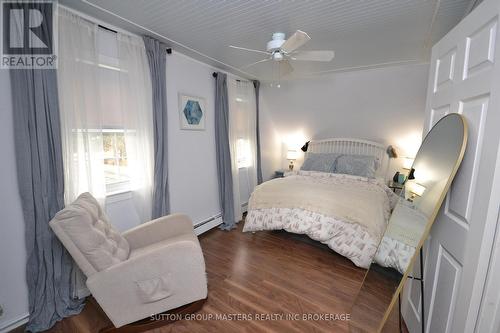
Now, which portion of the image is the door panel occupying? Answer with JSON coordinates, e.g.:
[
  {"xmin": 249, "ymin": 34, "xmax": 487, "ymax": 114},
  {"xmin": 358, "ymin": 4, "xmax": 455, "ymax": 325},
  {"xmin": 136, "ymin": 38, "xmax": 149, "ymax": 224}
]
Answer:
[
  {"xmin": 434, "ymin": 48, "xmax": 456, "ymax": 93},
  {"xmin": 448, "ymin": 96, "xmax": 488, "ymax": 223},
  {"xmin": 405, "ymin": 240, "xmax": 431, "ymax": 330},
  {"xmin": 402, "ymin": 0, "xmax": 500, "ymax": 332},
  {"xmin": 463, "ymin": 20, "xmax": 497, "ymax": 79},
  {"xmin": 426, "ymin": 245, "xmax": 461, "ymax": 333},
  {"xmin": 430, "ymin": 105, "xmax": 450, "ymax": 128}
]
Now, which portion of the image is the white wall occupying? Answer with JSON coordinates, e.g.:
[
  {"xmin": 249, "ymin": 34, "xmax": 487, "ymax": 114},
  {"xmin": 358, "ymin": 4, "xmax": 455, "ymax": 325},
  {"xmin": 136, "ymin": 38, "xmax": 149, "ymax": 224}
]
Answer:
[
  {"xmin": 260, "ymin": 64, "xmax": 430, "ymax": 180},
  {"xmin": 166, "ymin": 52, "xmax": 221, "ymax": 223},
  {"xmin": 0, "ymin": 71, "xmax": 29, "ymax": 331}
]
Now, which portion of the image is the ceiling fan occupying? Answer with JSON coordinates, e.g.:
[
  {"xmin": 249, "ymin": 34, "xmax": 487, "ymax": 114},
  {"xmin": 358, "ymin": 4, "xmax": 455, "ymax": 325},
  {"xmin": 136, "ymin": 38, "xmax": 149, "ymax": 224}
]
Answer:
[{"xmin": 229, "ymin": 30, "xmax": 335, "ymax": 77}]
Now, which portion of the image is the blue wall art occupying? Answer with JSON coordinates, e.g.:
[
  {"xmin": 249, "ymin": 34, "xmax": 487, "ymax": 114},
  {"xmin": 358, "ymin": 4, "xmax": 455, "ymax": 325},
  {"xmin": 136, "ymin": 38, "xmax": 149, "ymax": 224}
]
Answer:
[{"xmin": 179, "ymin": 94, "xmax": 206, "ymax": 130}]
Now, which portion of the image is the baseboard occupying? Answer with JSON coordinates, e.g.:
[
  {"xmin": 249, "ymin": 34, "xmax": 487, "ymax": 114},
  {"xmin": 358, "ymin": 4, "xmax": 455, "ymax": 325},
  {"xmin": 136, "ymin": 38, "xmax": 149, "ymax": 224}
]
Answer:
[
  {"xmin": 0, "ymin": 313, "xmax": 28, "ymax": 333},
  {"xmin": 194, "ymin": 213, "xmax": 222, "ymax": 235}
]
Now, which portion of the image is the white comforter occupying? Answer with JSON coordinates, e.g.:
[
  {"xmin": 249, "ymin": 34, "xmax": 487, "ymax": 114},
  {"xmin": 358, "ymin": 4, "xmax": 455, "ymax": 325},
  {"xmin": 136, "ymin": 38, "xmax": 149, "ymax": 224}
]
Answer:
[{"xmin": 243, "ymin": 171, "xmax": 398, "ymax": 268}]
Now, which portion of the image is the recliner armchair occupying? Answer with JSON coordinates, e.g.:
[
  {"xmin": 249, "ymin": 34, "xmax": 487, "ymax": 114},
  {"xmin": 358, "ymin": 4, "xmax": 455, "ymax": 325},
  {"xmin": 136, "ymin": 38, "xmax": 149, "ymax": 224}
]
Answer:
[{"xmin": 49, "ymin": 192, "xmax": 207, "ymax": 331}]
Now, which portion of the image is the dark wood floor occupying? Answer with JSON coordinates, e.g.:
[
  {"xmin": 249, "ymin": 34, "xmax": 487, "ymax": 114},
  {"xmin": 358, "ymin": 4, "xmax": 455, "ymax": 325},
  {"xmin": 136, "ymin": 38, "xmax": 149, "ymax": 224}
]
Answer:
[{"xmin": 13, "ymin": 221, "xmax": 408, "ymax": 333}]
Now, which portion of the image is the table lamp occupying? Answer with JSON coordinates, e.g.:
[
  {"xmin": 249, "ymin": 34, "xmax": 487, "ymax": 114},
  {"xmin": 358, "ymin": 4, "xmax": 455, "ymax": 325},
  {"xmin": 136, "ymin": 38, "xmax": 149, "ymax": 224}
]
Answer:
[{"xmin": 287, "ymin": 149, "xmax": 298, "ymax": 171}]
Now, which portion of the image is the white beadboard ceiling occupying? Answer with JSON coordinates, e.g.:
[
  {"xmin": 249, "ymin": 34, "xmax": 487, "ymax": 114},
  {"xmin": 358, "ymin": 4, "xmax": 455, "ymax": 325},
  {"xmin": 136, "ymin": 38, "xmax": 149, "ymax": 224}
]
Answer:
[{"xmin": 61, "ymin": 0, "xmax": 476, "ymax": 80}]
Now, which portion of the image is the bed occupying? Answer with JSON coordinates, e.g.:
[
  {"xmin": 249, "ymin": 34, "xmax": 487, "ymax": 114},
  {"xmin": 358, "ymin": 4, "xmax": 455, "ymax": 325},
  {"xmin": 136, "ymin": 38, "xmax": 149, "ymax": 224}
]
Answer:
[{"xmin": 243, "ymin": 138, "xmax": 399, "ymax": 268}]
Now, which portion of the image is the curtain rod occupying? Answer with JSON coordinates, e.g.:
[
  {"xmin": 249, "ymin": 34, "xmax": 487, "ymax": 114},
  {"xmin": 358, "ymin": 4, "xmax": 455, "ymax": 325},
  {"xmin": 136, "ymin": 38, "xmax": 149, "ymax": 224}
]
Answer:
[
  {"xmin": 97, "ymin": 24, "xmax": 172, "ymax": 54},
  {"xmin": 98, "ymin": 24, "xmax": 117, "ymax": 33}
]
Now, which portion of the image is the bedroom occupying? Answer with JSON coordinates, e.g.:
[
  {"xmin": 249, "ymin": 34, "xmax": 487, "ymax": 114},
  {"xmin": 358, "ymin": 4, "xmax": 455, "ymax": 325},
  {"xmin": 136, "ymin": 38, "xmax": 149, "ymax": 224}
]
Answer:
[{"xmin": 1, "ymin": 0, "xmax": 500, "ymax": 332}]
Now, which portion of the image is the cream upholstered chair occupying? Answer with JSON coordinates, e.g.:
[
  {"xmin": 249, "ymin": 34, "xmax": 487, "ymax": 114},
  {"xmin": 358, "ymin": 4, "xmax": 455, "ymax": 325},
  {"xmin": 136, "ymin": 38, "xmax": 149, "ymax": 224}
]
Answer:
[{"xmin": 49, "ymin": 192, "xmax": 207, "ymax": 330}]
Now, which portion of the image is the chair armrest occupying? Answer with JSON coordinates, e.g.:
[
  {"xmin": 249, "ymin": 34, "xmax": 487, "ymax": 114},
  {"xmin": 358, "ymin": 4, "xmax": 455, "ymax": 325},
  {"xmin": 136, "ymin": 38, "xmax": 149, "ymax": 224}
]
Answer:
[
  {"xmin": 86, "ymin": 240, "xmax": 207, "ymax": 327},
  {"xmin": 122, "ymin": 213, "xmax": 194, "ymax": 250}
]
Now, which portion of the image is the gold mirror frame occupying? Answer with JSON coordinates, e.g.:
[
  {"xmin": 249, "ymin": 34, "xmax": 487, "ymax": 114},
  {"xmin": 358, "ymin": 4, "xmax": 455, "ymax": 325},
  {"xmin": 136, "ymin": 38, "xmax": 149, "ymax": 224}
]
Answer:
[{"xmin": 350, "ymin": 113, "xmax": 468, "ymax": 332}]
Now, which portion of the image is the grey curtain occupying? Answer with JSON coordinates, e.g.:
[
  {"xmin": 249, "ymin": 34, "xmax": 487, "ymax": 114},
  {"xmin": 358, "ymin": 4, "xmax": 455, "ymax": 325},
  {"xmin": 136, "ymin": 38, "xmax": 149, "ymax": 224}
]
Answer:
[
  {"xmin": 214, "ymin": 72, "xmax": 236, "ymax": 230},
  {"xmin": 143, "ymin": 36, "xmax": 170, "ymax": 218},
  {"xmin": 10, "ymin": 68, "xmax": 84, "ymax": 331},
  {"xmin": 253, "ymin": 80, "xmax": 263, "ymax": 184}
]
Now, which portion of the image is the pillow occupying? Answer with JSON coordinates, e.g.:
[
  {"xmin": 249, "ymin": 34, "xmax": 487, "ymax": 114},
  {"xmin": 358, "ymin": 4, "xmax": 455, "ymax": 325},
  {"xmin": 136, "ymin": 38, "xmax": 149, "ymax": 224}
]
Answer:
[
  {"xmin": 335, "ymin": 154, "xmax": 379, "ymax": 178},
  {"xmin": 301, "ymin": 153, "xmax": 340, "ymax": 173}
]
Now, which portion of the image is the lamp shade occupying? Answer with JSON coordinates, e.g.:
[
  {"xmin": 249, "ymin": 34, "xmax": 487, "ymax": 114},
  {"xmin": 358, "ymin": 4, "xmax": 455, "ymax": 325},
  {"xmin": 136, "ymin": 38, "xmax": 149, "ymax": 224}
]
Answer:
[
  {"xmin": 386, "ymin": 145, "xmax": 398, "ymax": 158},
  {"xmin": 286, "ymin": 149, "xmax": 298, "ymax": 160}
]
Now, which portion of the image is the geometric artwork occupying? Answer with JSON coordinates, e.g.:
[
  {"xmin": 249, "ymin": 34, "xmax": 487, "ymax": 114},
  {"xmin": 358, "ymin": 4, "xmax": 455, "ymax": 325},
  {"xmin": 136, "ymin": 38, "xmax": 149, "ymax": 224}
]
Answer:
[
  {"xmin": 179, "ymin": 93, "xmax": 206, "ymax": 130},
  {"xmin": 184, "ymin": 100, "xmax": 203, "ymax": 124}
]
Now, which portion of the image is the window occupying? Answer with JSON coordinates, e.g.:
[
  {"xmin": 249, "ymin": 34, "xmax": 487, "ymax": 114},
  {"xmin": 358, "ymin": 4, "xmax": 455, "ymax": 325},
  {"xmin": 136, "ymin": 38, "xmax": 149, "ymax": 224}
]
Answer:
[
  {"xmin": 102, "ymin": 129, "xmax": 130, "ymax": 193},
  {"xmin": 59, "ymin": 11, "xmax": 154, "ymax": 212},
  {"xmin": 62, "ymin": 27, "xmax": 132, "ymax": 195},
  {"xmin": 236, "ymin": 138, "xmax": 252, "ymax": 168}
]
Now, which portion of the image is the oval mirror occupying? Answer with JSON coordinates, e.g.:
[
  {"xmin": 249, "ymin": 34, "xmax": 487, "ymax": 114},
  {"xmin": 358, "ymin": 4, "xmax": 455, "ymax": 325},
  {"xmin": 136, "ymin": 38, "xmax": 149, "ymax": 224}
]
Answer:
[{"xmin": 349, "ymin": 113, "xmax": 468, "ymax": 332}]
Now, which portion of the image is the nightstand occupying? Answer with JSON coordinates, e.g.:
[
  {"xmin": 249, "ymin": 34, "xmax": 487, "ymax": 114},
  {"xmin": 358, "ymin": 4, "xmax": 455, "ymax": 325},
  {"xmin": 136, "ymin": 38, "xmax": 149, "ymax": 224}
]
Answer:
[
  {"xmin": 274, "ymin": 170, "xmax": 285, "ymax": 178},
  {"xmin": 388, "ymin": 181, "xmax": 404, "ymax": 194}
]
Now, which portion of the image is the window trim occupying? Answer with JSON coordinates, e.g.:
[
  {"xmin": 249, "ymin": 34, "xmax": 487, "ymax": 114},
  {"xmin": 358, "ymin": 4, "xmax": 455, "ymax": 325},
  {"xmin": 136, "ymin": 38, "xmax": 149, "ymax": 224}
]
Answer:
[{"xmin": 106, "ymin": 189, "xmax": 132, "ymax": 204}]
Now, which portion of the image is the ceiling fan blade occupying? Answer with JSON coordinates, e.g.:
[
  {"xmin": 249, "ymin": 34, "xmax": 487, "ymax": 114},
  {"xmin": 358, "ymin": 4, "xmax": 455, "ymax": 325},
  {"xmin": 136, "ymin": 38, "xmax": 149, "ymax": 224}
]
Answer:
[
  {"xmin": 291, "ymin": 50, "xmax": 335, "ymax": 62},
  {"xmin": 281, "ymin": 30, "xmax": 311, "ymax": 53},
  {"xmin": 279, "ymin": 60, "xmax": 294, "ymax": 76},
  {"xmin": 229, "ymin": 45, "xmax": 270, "ymax": 55},
  {"xmin": 240, "ymin": 58, "xmax": 271, "ymax": 69}
]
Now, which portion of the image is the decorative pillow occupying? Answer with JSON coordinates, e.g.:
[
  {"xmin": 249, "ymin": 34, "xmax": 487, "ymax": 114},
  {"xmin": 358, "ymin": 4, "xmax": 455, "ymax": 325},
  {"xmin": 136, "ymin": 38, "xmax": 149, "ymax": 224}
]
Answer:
[
  {"xmin": 301, "ymin": 153, "xmax": 340, "ymax": 173},
  {"xmin": 335, "ymin": 154, "xmax": 379, "ymax": 178},
  {"xmin": 50, "ymin": 192, "xmax": 130, "ymax": 274}
]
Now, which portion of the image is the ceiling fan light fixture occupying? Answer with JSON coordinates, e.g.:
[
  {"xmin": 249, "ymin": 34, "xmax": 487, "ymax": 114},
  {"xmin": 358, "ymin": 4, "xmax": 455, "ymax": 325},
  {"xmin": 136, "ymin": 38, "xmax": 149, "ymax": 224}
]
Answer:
[
  {"xmin": 231, "ymin": 30, "xmax": 335, "ymax": 76},
  {"xmin": 272, "ymin": 51, "xmax": 284, "ymax": 61}
]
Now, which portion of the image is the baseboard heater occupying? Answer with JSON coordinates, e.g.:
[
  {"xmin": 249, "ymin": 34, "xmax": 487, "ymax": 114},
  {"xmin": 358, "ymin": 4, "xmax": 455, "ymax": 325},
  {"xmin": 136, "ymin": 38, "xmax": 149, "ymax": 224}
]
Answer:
[
  {"xmin": 0, "ymin": 314, "xmax": 29, "ymax": 333},
  {"xmin": 194, "ymin": 202, "xmax": 247, "ymax": 235},
  {"xmin": 194, "ymin": 213, "xmax": 222, "ymax": 235}
]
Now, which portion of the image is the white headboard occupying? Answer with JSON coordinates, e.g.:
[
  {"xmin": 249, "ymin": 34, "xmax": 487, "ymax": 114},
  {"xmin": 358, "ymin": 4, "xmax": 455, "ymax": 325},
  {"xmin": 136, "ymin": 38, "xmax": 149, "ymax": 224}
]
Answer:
[{"xmin": 306, "ymin": 138, "xmax": 389, "ymax": 180}]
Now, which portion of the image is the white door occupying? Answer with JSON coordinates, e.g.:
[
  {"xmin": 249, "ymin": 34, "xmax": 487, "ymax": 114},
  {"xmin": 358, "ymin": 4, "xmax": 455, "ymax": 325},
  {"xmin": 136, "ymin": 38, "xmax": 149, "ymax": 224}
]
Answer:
[{"xmin": 402, "ymin": 0, "xmax": 500, "ymax": 332}]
